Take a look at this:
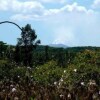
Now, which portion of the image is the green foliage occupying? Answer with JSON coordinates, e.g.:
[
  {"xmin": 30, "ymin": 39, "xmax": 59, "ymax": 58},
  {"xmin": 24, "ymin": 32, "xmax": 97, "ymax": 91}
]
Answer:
[
  {"xmin": 0, "ymin": 45, "xmax": 100, "ymax": 90},
  {"xmin": 10, "ymin": 67, "xmax": 27, "ymax": 78},
  {"xmin": 33, "ymin": 61, "xmax": 64, "ymax": 85},
  {"xmin": 16, "ymin": 24, "xmax": 40, "ymax": 66},
  {"xmin": 17, "ymin": 24, "xmax": 40, "ymax": 46},
  {"xmin": 0, "ymin": 41, "xmax": 7, "ymax": 58},
  {"xmin": 59, "ymin": 49, "xmax": 100, "ymax": 90}
]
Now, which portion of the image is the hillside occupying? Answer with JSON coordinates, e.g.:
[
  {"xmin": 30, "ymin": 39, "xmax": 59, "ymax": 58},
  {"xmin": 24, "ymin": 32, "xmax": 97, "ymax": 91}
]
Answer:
[{"xmin": 0, "ymin": 41, "xmax": 100, "ymax": 99}]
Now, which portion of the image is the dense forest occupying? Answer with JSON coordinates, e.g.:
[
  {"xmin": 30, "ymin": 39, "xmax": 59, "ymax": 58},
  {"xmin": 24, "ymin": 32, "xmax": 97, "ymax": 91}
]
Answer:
[{"xmin": 0, "ymin": 24, "xmax": 100, "ymax": 99}]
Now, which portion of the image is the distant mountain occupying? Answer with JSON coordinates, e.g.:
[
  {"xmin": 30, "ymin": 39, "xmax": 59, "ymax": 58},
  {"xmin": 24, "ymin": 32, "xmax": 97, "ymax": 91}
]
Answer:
[{"xmin": 49, "ymin": 44, "xmax": 68, "ymax": 48}]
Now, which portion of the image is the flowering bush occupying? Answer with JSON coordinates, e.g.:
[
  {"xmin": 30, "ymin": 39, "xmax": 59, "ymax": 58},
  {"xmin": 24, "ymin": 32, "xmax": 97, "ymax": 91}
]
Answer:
[
  {"xmin": 0, "ymin": 49, "xmax": 100, "ymax": 99},
  {"xmin": 32, "ymin": 61, "xmax": 64, "ymax": 85}
]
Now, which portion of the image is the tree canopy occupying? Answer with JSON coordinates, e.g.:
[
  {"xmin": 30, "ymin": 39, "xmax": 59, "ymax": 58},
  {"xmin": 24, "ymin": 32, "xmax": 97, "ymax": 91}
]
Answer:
[{"xmin": 16, "ymin": 24, "xmax": 40, "ymax": 66}]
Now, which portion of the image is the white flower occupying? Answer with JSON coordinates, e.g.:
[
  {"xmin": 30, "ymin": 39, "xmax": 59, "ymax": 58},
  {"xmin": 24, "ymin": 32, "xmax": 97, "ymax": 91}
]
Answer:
[
  {"xmin": 68, "ymin": 93, "xmax": 71, "ymax": 98},
  {"xmin": 2, "ymin": 52, "xmax": 4, "ymax": 54},
  {"xmin": 12, "ymin": 88, "xmax": 16, "ymax": 92},
  {"xmin": 73, "ymin": 69, "xmax": 77, "ymax": 72},
  {"xmin": 10, "ymin": 84, "xmax": 14, "ymax": 87},
  {"xmin": 18, "ymin": 76, "xmax": 20, "ymax": 78},
  {"xmin": 60, "ymin": 78, "xmax": 63, "ymax": 82},
  {"xmin": 54, "ymin": 82, "xmax": 57, "ymax": 85},
  {"xmin": 92, "ymin": 93, "xmax": 98, "ymax": 99},
  {"xmin": 2, "ymin": 89, "xmax": 5, "ymax": 92},
  {"xmin": 59, "ymin": 82, "xmax": 61, "ymax": 86},
  {"xmin": 27, "ymin": 67, "xmax": 31, "ymax": 69},
  {"xmin": 99, "ymin": 91, "xmax": 100, "ymax": 94},
  {"xmin": 36, "ymin": 67, "xmax": 39, "ymax": 69},
  {"xmin": 89, "ymin": 80, "xmax": 96, "ymax": 85},
  {"xmin": 64, "ymin": 70, "xmax": 66, "ymax": 73},
  {"xmin": 14, "ymin": 97, "xmax": 19, "ymax": 100},
  {"xmin": 92, "ymin": 81, "xmax": 96, "ymax": 85},
  {"xmin": 89, "ymin": 81, "xmax": 92, "ymax": 85},
  {"xmin": 81, "ymin": 82, "xmax": 85, "ymax": 86},
  {"xmin": 60, "ymin": 94, "xmax": 64, "ymax": 98}
]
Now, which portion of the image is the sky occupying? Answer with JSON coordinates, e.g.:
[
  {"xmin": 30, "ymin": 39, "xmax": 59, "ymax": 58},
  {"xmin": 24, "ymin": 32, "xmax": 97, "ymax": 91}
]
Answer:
[{"xmin": 0, "ymin": 0, "xmax": 100, "ymax": 46}]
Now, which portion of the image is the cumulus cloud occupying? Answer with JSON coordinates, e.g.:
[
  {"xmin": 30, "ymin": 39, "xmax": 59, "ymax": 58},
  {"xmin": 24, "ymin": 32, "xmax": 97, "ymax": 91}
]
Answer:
[
  {"xmin": 12, "ymin": 0, "xmax": 44, "ymax": 13},
  {"xmin": 41, "ymin": 3, "xmax": 100, "ymax": 46},
  {"xmin": 44, "ymin": 2, "xmax": 94, "ymax": 17},
  {"xmin": 11, "ymin": 2, "xmax": 94, "ymax": 21},
  {"xmin": 0, "ymin": 0, "xmax": 67, "ymax": 13},
  {"xmin": 0, "ymin": 0, "xmax": 44, "ymax": 13},
  {"xmin": 0, "ymin": 0, "xmax": 94, "ymax": 21},
  {"xmin": 61, "ymin": 2, "xmax": 94, "ymax": 14}
]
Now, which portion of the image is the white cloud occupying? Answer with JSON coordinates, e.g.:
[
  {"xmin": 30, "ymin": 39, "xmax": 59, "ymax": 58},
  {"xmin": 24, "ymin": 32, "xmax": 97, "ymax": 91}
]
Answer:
[
  {"xmin": 0, "ymin": 0, "xmax": 9, "ymax": 11},
  {"xmin": 64, "ymin": 3, "xmax": 94, "ymax": 14},
  {"xmin": 34, "ymin": 0, "xmax": 66, "ymax": 4},
  {"xmin": 0, "ymin": 0, "xmax": 67, "ymax": 12},
  {"xmin": 44, "ymin": 2, "xmax": 94, "ymax": 16},
  {"xmin": 92, "ymin": 0, "xmax": 100, "ymax": 8},
  {"xmin": 40, "ymin": 3, "xmax": 100, "ymax": 46},
  {"xmin": 11, "ymin": 2, "xmax": 94, "ymax": 21},
  {"xmin": 0, "ymin": 0, "xmax": 44, "ymax": 13},
  {"xmin": 45, "ymin": 3, "xmax": 94, "ymax": 17},
  {"xmin": 61, "ymin": 2, "xmax": 87, "ymax": 12},
  {"xmin": 10, "ymin": 14, "xmax": 43, "ymax": 21}
]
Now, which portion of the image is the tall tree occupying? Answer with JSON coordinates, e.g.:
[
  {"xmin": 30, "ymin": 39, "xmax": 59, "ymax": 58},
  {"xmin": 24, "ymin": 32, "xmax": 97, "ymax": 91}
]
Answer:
[{"xmin": 17, "ymin": 24, "xmax": 40, "ymax": 66}]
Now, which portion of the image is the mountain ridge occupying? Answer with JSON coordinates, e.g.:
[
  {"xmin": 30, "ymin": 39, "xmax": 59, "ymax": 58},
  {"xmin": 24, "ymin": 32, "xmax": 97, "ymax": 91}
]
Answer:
[{"xmin": 49, "ymin": 43, "xmax": 68, "ymax": 48}]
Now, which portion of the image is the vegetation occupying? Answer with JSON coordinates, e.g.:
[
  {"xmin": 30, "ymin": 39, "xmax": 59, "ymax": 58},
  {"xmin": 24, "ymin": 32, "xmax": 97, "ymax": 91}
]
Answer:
[
  {"xmin": 16, "ymin": 24, "xmax": 40, "ymax": 66},
  {"xmin": 0, "ymin": 22, "xmax": 100, "ymax": 99}
]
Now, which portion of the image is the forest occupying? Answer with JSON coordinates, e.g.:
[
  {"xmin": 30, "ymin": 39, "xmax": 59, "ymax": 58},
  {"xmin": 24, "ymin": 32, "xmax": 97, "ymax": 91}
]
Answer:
[{"xmin": 0, "ymin": 23, "xmax": 100, "ymax": 100}]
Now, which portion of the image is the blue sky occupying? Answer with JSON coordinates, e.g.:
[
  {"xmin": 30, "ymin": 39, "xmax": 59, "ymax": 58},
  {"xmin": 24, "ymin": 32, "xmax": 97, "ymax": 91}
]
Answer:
[{"xmin": 0, "ymin": 0, "xmax": 100, "ymax": 46}]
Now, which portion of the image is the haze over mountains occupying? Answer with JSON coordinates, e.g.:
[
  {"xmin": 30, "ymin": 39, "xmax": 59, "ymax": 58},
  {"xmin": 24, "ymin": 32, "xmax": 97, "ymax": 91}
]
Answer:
[{"xmin": 49, "ymin": 43, "xmax": 68, "ymax": 48}]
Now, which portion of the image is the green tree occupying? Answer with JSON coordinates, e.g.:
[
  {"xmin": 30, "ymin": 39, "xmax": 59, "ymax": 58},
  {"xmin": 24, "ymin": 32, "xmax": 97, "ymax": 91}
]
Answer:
[
  {"xmin": 17, "ymin": 24, "xmax": 40, "ymax": 66},
  {"xmin": 0, "ymin": 41, "xmax": 7, "ymax": 58}
]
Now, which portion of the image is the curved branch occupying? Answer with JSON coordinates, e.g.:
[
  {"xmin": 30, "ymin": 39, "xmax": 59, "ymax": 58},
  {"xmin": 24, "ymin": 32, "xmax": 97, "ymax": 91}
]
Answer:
[{"xmin": 0, "ymin": 21, "xmax": 22, "ymax": 31}]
